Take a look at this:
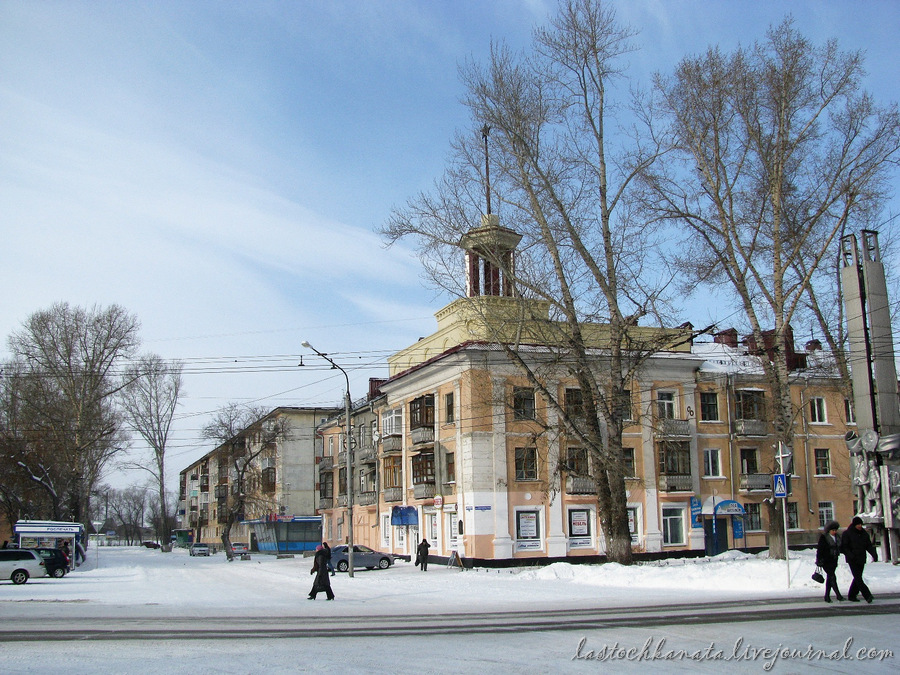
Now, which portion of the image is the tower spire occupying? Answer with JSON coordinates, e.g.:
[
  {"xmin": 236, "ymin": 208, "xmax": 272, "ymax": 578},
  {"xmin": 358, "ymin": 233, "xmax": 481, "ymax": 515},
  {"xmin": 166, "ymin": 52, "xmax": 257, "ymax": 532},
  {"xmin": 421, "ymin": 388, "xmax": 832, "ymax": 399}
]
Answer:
[{"xmin": 481, "ymin": 124, "xmax": 492, "ymax": 215}]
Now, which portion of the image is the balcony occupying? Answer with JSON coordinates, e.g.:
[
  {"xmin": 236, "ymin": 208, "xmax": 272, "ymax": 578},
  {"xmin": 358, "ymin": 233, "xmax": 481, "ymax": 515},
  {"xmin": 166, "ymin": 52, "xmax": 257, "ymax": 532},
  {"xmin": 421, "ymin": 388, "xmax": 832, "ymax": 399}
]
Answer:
[
  {"xmin": 655, "ymin": 418, "xmax": 691, "ymax": 437},
  {"xmin": 318, "ymin": 456, "xmax": 333, "ymax": 471},
  {"xmin": 357, "ymin": 447, "xmax": 377, "ymax": 464},
  {"xmin": 442, "ymin": 481, "xmax": 456, "ymax": 494},
  {"xmin": 357, "ymin": 491, "xmax": 377, "ymax": 506},
  {"xmin": 734, "ymin": 419, "xmax": 768, "ymax": 437},
  {"xmin": 414, "ymin": 482, "xmax": 436, "ymax": 499},
  {"xmin": 318, "ymin": 497, "xmax": 333, "ymax": 510},
  {"xmin": 383, "ymin": 487, "xmax": 403, "ymax": 502},
  {"xmin": 566, "ymin": 476, "xmax": 597, "ymax": 495},
  {"xmin": 411, "ymin": 426, "xmax": 435, "ymax": 445},
  {"xmin": 381, "ymin": 435, "xmax": 402, "ymax": 453},
  {"xmin": 740, "ymin": 473, "xmax": 773, "ymax": 491},
  {"xmin": 658, "ymin": 474, "xmax": 692, "ymax": 492},
  {"xmin": 338, "ymin": 450, "xmax": 347, "ymax": 466},
  {"xmin": 337, "ymin": 495, "xmax": 347, "ymax": 507}
]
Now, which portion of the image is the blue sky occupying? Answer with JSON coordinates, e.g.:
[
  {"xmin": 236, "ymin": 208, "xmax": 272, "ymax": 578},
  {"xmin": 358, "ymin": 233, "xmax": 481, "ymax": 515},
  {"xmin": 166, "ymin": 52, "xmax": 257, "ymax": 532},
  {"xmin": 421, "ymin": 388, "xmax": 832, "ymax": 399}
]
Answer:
[{"xmin": 2, "ymin": 1, "xmax": 899, "ymax": 484}]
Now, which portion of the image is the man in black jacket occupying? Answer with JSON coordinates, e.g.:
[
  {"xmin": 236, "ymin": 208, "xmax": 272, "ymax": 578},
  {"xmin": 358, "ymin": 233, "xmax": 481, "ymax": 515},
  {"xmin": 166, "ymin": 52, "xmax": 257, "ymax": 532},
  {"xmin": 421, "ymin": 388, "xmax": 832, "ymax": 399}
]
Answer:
[{"xmin": 841, "ymin": 516, "xmax": 878, "ymax": 603}]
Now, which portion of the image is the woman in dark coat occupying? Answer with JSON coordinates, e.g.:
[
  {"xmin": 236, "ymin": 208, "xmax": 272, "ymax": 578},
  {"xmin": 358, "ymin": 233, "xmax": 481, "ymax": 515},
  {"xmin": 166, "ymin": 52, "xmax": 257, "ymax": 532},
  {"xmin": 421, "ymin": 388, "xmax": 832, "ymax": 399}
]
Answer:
[
  {"xmin": 815, "ymin": 521, "xmax": 843, "ymax": 602},
  {"xmin": 308, "ymin": 542, "xmax": 334, "ymax": 600},
  {"xmin": 416, "ymin": 538, "xmax": 430, "ymax": 571}
]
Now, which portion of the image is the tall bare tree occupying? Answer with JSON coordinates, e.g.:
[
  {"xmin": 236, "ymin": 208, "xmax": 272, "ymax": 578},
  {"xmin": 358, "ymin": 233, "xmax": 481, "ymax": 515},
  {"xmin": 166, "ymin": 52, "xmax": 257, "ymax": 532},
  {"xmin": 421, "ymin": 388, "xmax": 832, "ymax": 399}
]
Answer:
[
  {"xmin": 5, "ymin": 303, "xmax": 139, "ymax": 526},
  {"xmin": 384, "ymin": 0, "xmax": 687, "ymax": 565},
  {"xmin": 120, "ymin": 354, "xmax": 184, "ymax": 544},
  {"xmin": 202, "ymin": 403, "xmax": 289, "ymax": 561},
  {"xmin": 639, "ymin": 19, "xmax": 900, "ymax": 557}
]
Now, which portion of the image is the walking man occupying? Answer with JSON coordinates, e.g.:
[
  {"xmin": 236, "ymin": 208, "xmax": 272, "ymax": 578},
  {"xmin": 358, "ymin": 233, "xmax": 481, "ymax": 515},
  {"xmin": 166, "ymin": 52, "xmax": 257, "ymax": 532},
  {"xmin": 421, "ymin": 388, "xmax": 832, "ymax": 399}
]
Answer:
[{"xmin": 841, "ymin": 516, "xmax": 878, "ymax": 603}]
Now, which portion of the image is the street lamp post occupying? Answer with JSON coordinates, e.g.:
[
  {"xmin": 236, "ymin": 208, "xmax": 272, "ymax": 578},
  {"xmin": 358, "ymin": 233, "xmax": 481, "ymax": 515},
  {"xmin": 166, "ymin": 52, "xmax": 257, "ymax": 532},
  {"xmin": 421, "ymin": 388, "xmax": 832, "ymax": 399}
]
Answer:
[{"xmin": 302, "ymin": 341, "xmax": 354, "ymax": 578}]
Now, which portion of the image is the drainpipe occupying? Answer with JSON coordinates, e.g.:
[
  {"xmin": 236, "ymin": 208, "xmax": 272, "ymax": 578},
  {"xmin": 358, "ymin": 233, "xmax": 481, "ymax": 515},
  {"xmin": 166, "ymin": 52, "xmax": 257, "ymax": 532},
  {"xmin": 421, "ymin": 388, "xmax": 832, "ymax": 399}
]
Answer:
[{"xmin": 799, "ymin": 386, "xmax": 814, "ymax": 517}]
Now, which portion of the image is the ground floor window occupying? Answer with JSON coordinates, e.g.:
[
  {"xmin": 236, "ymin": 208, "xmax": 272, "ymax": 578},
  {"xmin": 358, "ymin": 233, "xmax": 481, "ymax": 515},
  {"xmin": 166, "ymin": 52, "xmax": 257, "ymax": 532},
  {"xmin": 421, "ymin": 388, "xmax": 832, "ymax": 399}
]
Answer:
[
  {"xmin": 627, "ymin": 506, "xmax": 642, "ymax": 544},
  {"xmin": 818, "ymin": 501, "xmax": 835, "ymax": 529},
  {"xmin": 568, "ymin": 508, "xmax": 592, "ymax": 548},
  {"xmin": 515, "ymin": 509, "xmax": 542, "ymax": 551},
  {"xmin": 744, "ymin": 502, "xmax": 763, "ymax": 531},
  {"xmin": 381, "ymin": 514, "xmax": 390, "ymax": 548},
  {"xmin": 787, "ymin": 502, "xmax": 800, "ymax": 530},
  {"xmin": 447, "ymin": 511, "xmax": 458, "ymax": 549},
  {"xmin": 661, "ymin": 505, "xmax": 686, "ymax": 546}
]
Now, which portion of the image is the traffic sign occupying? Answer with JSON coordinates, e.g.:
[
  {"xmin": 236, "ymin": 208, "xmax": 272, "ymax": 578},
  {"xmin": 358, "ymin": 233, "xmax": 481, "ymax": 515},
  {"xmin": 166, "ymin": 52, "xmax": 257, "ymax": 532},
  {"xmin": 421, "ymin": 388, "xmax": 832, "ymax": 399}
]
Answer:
[{"xmin": 773, "ymin": 473, "xmax": 787, "ymax": 498}]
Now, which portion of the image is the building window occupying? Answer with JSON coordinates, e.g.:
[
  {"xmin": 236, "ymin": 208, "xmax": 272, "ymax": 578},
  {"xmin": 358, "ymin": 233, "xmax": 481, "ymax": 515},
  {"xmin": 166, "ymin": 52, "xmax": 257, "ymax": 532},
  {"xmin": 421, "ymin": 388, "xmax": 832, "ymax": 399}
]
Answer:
[
  {"xmin": 568, "ymin": 509, "xmax": 591, "ymax": 538},
  {"xmin": 703, "ymin": 448, "xmax": 721, "ymax": 477},
  {"xmin": 622, "ymin": 447, "xmax": 636, "ymax": 478},
  {"xmin": 383, "ymin": 456, "xmax": 401, "ymax": 489},
  {"xmin": 411, "ymin": 453, "xmax": 435, "ymax": 485},
  {"xmin": 382, "ymin": 407, "xmax": 402, "ymax": 436},
  {"xmin": 818, "ymin": 501, "xmax": 835, "ymax": 529},
  {"xmin": 700, "ymin": 392, "xmax": 719, "ymax": 421},
  {"xmin": 516, "ymin": 510, "xmax": 541, "ymax": 540},
  {"xmin": 445, "ymin": 452, "xmax": 455, "ymax": 483},
  {"xmin": 448, "ymin": 511, "xmax": 458, "ymax": 547},
  {"xmin": 409, "ymin": 395, "xmax": 435, "ymax": 429},
  {"xmin": 566, "ymin": 446, "xmax": 588, "ymax": 475},
  {"xmin": 735, "ymin": 390, "xmax": 765, "ymax": 420},
  {"xmin": 515, "ymin": 447, "xmax": 538, "ymax": 481},
  {"xmin": 319, "ymin": 472, "xmax": 333, "ymax": 499},
  {"xmin": 328, "ymin": 436, "xmax": 334, "ymax": 454},
  {"xmin": 809, "ymin": 397, "xmax": 827, "ymax": 424},
  {"xmin": 445, "ymin": 392, "xmax": 455, "ymax": 424},
  {"xmin": 658, "ymin": 440, "xmax": 691, "ymax": 475},
  {"xmin": 627, "ymin": 506, "xmax": 641, "ymax": 543},
  {"xmin": 513, "ymin": 387, "xmax": 536, "ymax": 420},
  {"xmin": 814, "ymin": 448, "xmax": 831, "ymax": 476},
  {"xmin": 338, "ymin": 467, "xmax": 346, "ymax": 496},
  {"xmin": 262, "ymin": 466, "xmax": 276, "ymax": 494},
  {"xmin": 661, "ymin": 505, "xmax": 686, "ymax": 545},
  {"xmin": 787, "ymin": 502, "xmax": 799, "ymax": 530},
  {"xmin": 744, "ymin": 503, "xmax": 763, "ymax": 531},
  {"xmin": 565, "ymin": 388, "xmax": 584, "ymax": 419},
  {"xmin": 740, "ymin": 448, "xmax": 758, "ymax": 475},
  {"xmin": 656, "ymin": 391, "xmax": 676, "ymax": 419},
  {"xmin": 845, "ymin": 399, "xmax": 856, "ymax": 425},
  {"xmin": 617, "ymin": 389, "xmax": 634, "ymax": 422},
  {"xmin": 381, "ymin": 514, "xmax": 390, "ymax": 548}
]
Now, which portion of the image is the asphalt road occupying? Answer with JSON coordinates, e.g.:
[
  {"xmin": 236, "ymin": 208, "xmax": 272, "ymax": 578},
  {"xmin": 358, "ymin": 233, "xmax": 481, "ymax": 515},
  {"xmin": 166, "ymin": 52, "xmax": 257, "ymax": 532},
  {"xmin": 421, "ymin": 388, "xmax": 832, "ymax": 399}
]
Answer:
[{"xmin": 3, "ymin": 593, "xmax": 898, "ymax": 642}]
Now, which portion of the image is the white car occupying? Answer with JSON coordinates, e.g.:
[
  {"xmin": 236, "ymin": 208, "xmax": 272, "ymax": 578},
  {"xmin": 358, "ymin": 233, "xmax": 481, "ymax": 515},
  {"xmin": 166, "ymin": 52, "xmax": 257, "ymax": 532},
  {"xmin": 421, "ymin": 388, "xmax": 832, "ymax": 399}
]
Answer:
[
  {"xmin": 230, "ymin": 543, "xmax": 249, "ymax": 555},
  {"xmin": 189, "ymin": 543, "xmax": 210, "ymax": 557},
  {"xmin": 0, "ymin": 549, "xmax": 47, "ymax": 584}
]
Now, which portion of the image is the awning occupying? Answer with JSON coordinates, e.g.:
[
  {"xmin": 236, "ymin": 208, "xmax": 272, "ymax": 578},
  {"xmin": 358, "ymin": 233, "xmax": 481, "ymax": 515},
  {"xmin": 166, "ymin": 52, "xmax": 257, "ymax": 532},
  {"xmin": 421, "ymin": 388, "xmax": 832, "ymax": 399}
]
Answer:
[
  {"xmin": 701, "ymin": 496, "xmax": 746, "ymax": 516},
  {"xmin": 391, "ymin": 506, "xmax": 418, "ymax": 526}
]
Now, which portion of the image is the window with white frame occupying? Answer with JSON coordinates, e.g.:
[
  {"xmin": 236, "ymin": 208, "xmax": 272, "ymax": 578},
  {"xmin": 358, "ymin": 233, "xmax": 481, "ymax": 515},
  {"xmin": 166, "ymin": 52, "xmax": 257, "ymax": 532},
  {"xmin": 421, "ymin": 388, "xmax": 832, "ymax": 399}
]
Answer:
[
  {"xmin": 627, "ymin": 505, "xmax": 641, "ymax": 544},
  {"xmin": 397, "ymin": 523, "xmax": 406, "ymax": 547},
  {"xmin": 814, "ymin": 448, "xmax": 832, "ymax": 476},
  {"xmin": 427, "ymin": 512, "xmax": 438, "ymax": 543},
  {"xmin": 703, "ymin": 448, "xmax": 721, "ymax": 477},
  {"xmin": 448, "ymin": 511, "xmax": 458, "ymax": 548},
  {"xmin": 656, "ymin": 391, "xmax": 676, "ymax": 419},
  {"xmin": 382, "ymin": 407, "xmax": 402, "ymax": 436},
  {"xmin": 661, "ymin": 505, "xmax": 686, "ymax": 545},
  {"xmin": 513, "ymin": 387, "xmax": 536, "ymax": 420},
  {"xmin": 818, "ymin": 501, "xmax": 835, "ymax": 529},
  {"xmin": 809, "ymin": 397, "xmax": 827, "ymax": 424},
  {"xmin": 844, "ymin": 399, "xmax": 856, "ymax": 425},
  {"xmin": 515, "ymin": 447, "xmax": 538, "ymax": 481}
]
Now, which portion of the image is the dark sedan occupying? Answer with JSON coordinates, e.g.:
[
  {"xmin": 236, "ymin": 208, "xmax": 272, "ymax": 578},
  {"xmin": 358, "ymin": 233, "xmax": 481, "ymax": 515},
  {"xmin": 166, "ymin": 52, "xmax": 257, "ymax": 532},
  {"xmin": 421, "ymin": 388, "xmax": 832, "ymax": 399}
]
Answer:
[
  {"xmin": 35, "ymin": 548, "xmax": 69, "ymax": 578},
  {"xmin": 330, "ymin": 545, "xmax": 397, "ymax": 572}
]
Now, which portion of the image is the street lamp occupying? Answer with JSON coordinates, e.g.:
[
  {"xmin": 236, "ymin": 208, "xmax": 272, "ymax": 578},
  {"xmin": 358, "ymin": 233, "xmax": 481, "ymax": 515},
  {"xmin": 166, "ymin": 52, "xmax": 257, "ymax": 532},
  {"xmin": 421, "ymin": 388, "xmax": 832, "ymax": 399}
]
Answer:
[{"xmin": 302, "ymin": 341, "xmax": 354, "ymax": 578}]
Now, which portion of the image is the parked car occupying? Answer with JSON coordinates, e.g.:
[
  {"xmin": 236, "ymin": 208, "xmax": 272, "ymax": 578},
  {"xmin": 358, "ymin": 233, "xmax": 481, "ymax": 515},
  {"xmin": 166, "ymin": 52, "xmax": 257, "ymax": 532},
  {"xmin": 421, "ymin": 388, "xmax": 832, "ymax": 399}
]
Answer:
[
  {"xmin": 330, "ymin": 545, "xmax": 396, "ymax": 572},
  {"xmin": 189, "ymin": 543, "xmax": 210, "ymax": 557},
  {"xmin": 0, "ymin": 549, "xmax": 47, "ymax": 584},
  {"xmin": 35, "ymin": 548, "xmax": 69, "ymax": 578},
  {"xmin": 142, "ymin": 541, "xmax": 161, "ymax": 549},
  {"xmin": 230, "ymin": 542, "xmax": 249, "ymax": 555}
]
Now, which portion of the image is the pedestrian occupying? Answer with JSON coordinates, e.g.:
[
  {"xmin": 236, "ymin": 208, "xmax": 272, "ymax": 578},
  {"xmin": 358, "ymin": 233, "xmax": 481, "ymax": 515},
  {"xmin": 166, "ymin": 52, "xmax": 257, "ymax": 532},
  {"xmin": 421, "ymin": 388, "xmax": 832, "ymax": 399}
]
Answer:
[
  {"xmin": 816, "ymin": 521, "xmax": 843, "ymax": 603},
  {"xmin": 308, "ymin": 542, "xmax": 334, "ymax": 600},
  {"xmin": 416, "ymin": 538, "xmax": 430, "ymax": 572},
  {"xmin": 60, "ymin": 541, "xmax": 71, "ymax": 566},
  {"xmin": 841, "ymin": 516, "xmax": 878, "ymax": 603}
]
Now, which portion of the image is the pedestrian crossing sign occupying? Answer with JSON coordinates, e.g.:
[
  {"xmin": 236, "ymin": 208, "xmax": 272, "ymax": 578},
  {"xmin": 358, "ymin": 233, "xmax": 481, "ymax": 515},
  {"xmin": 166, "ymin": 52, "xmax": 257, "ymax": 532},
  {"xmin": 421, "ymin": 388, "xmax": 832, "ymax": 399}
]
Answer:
[{"xmin": 773, "ymin": 473, "xmax": 787, "ymax": 498}]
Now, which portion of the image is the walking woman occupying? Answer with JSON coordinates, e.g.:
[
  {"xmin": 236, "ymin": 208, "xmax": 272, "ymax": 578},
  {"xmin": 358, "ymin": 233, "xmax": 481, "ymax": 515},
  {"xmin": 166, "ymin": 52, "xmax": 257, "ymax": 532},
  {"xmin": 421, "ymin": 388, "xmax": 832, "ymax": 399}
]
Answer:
[
  {"xmin": 308, "ymin": 542, "xmax": 334, "ymax": 600},
  {"xmin": 816, "ymin": 521, "xmax": 843, "ymax": 603}
]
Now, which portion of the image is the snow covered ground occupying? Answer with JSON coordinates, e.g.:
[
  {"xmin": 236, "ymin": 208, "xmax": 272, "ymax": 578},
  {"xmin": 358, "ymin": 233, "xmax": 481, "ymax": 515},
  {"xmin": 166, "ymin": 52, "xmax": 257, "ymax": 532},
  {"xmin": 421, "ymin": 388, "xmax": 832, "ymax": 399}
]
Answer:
[{"xmin": 1, "ymin": 546, "xmax": 899, "ymax": 673}]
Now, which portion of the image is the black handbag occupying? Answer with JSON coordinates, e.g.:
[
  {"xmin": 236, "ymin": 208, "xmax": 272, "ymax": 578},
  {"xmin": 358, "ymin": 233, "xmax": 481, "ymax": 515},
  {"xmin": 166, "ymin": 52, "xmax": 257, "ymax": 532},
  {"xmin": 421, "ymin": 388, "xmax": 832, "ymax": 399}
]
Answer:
[{"xmin": 811, "ymin": 566, "xmax": 825, "ymax": 584}]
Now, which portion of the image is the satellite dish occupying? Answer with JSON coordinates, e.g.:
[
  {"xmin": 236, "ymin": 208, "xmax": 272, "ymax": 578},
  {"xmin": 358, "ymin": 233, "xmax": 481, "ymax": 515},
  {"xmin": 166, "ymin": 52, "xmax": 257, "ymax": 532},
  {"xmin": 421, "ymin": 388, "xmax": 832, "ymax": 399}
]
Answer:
[{"xmin": 861, "ymin": 429, "xmax": 879, "ymax": 452}]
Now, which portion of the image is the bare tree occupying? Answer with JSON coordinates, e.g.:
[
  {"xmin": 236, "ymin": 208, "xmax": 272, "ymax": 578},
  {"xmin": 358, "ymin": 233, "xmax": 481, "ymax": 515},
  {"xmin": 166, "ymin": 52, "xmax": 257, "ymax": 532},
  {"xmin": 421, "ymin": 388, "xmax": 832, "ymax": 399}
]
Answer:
[
  {"xmin": 120, "ymin": 354, "xmax": 184, "ymax": 544},
  {"xmin": 384, "ymin": 0, "xmax": 689, "ymax": 565},
  {"xmin": 639, "ymin": 19, "xmax": 900, "ymax": 557},
  {"xmin": 202, "ymin": 404, "xmax": 289, "ymax": 561},
  {"xmin": 6, "ymin": 303, "xmax": 139, "ymax": 526}
]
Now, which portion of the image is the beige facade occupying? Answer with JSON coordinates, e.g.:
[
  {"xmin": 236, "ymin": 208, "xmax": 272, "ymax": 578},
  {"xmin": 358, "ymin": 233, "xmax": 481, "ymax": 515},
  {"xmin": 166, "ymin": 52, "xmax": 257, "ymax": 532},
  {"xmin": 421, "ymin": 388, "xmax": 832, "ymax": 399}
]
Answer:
[{"xmin": 177, "ymin": 406, "xmax": 338, "ymax": 547}]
